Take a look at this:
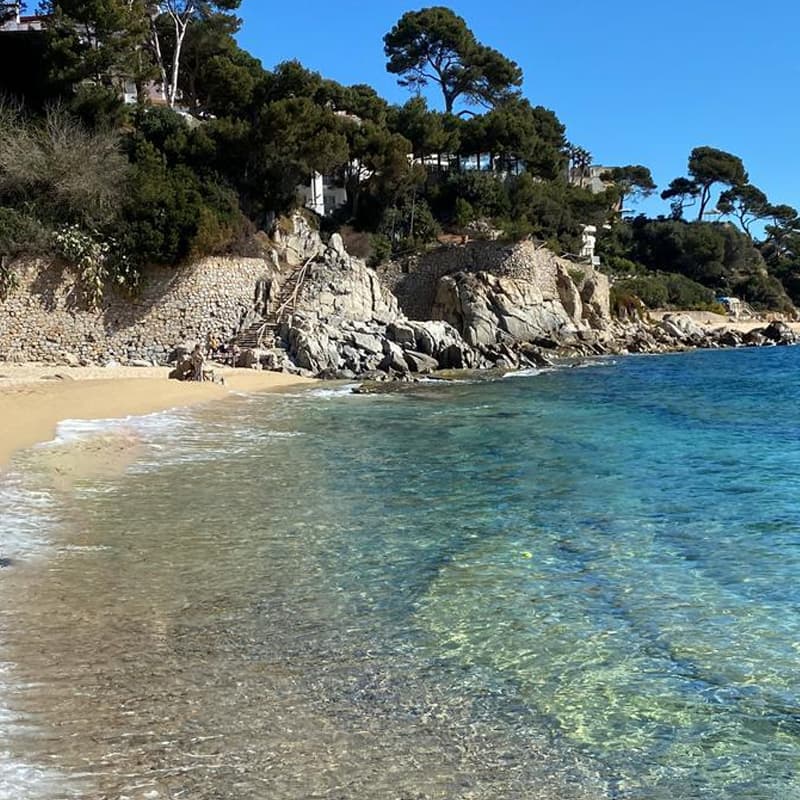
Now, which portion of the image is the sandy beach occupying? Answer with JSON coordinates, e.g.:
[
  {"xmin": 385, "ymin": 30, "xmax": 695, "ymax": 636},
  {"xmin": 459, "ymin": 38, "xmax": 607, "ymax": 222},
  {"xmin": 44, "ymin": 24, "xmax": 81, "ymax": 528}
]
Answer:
[
  {"xmin": 649, "ymin": 309, "xmax": 800, "ymax": 334},
  {"xmin": 0, "ymin": 363, "xmax": 314, "ymax": 468}
]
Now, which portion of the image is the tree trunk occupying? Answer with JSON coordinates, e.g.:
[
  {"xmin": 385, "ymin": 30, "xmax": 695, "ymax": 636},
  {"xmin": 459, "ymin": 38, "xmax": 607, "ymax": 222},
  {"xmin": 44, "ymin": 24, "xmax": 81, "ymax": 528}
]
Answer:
[
  {"xmin": 168, "ymin": 12, "xmax": 189, "ymax": 108},
  {"xmin": 697, "ymin": 185, "xmax": 711, "ymax": 220},
  {"xmin": 149, "ymin": 18, "xmax": 170, "ymax": 105}
]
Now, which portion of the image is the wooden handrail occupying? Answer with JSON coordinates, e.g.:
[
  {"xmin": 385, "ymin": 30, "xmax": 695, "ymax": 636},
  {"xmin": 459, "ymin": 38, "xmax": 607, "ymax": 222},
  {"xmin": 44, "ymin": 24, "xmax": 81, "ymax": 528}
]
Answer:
[{"xmin": 273, "ymin": 255, "xmax": 314, "ymax": 324}]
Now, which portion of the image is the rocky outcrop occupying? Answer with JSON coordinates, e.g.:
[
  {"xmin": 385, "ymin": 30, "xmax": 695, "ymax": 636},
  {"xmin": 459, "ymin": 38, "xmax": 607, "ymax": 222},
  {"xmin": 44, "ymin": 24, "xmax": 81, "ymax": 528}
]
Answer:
[
  {"xmin": 3, "ymin": 208, "xmax": 797, "ymax": 377},
  {"xmin": 253, "ymin": 233, "xmax": 800, "ymax": 379},
  {"xmin": 379, "ymin": 238, "xmax": 613, "ymax": 325},
  {"xmin": 277, "ymin": 313, "xmax": 487, "ymax": 380},
  {"xmin": 601, "ymin": 313, "xmax": 798, "ymax": 355},
  {"xmin": 295, "ymin": 233, "xmax": 400, "ymax": 323},
  {"xmin": 266, "ymin": 230, "xmax": 580, "ymax": 379},
  {"xmin": 272, "ymin": 213, "xmax": 324, "ymax": 266},
  {"xmin": 431, "ymin": 271, "xmax": 585, "ymax": 348},
  {"xmin": 657, "ymin": 313, "xmax": 707, "ymax": 344}
]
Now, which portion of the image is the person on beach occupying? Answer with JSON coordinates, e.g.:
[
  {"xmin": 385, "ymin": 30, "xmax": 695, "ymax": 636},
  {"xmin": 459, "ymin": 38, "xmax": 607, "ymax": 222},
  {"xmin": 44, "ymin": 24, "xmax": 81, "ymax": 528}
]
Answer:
[{"xmin": 190, "ymin": 344, "xmax": 205, "ymax": 381}]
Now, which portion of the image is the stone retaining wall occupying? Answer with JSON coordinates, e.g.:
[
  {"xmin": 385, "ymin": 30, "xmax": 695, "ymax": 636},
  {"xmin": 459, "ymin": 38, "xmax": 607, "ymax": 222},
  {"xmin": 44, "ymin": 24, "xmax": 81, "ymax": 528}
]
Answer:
[{"xmin": 0, "ymin": 256, "xmax": 273, "ymax": 365}]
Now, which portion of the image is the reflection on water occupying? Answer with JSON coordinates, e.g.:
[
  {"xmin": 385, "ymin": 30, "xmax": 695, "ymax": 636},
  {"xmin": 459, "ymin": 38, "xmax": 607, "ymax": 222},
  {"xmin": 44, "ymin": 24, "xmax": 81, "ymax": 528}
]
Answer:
[{"xmin": 3, "ymin": 347, "xmax": 800, "ymax": 799}]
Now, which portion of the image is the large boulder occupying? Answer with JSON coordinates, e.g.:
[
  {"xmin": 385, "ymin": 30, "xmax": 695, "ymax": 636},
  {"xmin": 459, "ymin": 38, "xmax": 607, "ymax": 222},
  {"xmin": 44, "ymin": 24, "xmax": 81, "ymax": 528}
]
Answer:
[
  {"xmin": 297, "ymin": 254, "xmax": 400, "ymax": 323},
  {"xmin": 285, "ymin": 317, "xmax": 340, "ymax": 374},
  {"xmin": 556, "ymin": 267, "xmax": 584, "ymax": 325},
  {"xmin": 580, "ymin": 272, "xmax": 611, "ymax": 326},
  {"xmin": 761, "ymin": 320, "xmax": 797, "ymax": 345},
  {"xmin": 403, "ymin": 349, "xmax": 439, "ymax": 374},
  {"xmin": 658, "ymin": 313, "xmax": 706, "ymax": 343},
  {"xmin": 380, "ymin": 339, "xmax": 409, "ymax": 374}
]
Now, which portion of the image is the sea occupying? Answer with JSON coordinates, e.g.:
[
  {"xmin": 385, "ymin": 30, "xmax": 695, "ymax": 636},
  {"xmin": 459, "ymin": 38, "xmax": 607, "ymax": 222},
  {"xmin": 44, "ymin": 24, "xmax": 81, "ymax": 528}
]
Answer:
[{"xmin": 2, "ymin": 345, "xmax": 800, "ymax": 800}]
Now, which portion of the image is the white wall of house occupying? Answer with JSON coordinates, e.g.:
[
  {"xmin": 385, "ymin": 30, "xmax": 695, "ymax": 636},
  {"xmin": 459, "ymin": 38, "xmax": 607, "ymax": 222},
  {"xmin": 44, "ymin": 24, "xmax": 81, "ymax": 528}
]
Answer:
[
  {"xmin": 298, "ymin": 172, "xmax": 347, "ymax": 217},
  {"xmin": 0, "ymin": 4, "xmax": 45, "ymax": 31}
]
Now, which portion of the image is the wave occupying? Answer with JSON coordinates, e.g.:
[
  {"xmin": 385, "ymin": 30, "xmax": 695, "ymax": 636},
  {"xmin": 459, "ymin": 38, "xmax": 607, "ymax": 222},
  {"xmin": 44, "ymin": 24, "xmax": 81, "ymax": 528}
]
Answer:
[{"xmin": 304, "ymin": 383, "xmax": 362, "ymax": 399}]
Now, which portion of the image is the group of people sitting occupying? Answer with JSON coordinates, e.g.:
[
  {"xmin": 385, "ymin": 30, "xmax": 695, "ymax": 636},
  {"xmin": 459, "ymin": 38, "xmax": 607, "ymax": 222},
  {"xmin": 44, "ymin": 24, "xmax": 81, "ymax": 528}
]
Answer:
[{"xmin": 174, "ymin": 336, "xmax": 240, "ymax": 383}]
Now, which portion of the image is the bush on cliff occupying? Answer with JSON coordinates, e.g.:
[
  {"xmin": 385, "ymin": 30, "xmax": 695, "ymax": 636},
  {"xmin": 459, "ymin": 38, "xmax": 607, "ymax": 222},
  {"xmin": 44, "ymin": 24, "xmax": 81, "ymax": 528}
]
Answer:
[
  {"xmin": 116, "ymin": 136, "xmax": 245, "ymax": 268},
  {"xmin": 0, "ymin": 102, "xmax": 128, "ymax": 228},
  {"xmin": 0, "ymin": 206, "xmax": 50, "ymax": 258},
  {"xmin": 612, "ymin": 272, "xmax": 722, "ymax": 312}
]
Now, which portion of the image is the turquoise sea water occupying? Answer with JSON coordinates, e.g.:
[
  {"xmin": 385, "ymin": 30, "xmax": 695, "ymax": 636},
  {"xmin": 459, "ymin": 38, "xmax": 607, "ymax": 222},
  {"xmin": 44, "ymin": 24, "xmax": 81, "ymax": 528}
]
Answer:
[{"xmin": 3, "ymin": 346, "xmax": 800, "ymax": 799}]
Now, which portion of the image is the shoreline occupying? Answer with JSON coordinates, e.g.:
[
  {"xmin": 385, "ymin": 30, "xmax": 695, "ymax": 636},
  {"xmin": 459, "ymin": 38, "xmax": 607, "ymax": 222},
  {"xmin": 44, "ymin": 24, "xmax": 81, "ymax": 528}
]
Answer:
[{"xmin": 0, "ymin": 364, "xmax": 315, "ymax": 468}]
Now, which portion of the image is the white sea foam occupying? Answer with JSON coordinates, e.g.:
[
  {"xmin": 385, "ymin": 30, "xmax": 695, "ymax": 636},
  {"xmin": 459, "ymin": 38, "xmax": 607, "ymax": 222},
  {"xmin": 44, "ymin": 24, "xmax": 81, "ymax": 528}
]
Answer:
[
  {"xmin": 305, "ymin": 384, "xmax": 361, "ymax": 399},
  {"xmin": 43, "ymin": 409, "xmax": 190, "ymax": 447},
  {"xmin": 414, "ymin": 377, "xmax": 483, "ymax": 385},
  {"xmin": 0, "ymin": 474, "xmax": 55, "ymax": 559},
  {"xmin": 502, "ymin": 367, "xmax": 552, "ymax": 379},
  {"xmin": 571, "ymin": 358, "xmax": 616, "ymax": 369},
  {"xmin": 0, "ymin": 756, "xmax": 78, "ymax": 800},
  {"xmin": 0, "ymin": 479, "xmax": 77, "ymax": 799}
]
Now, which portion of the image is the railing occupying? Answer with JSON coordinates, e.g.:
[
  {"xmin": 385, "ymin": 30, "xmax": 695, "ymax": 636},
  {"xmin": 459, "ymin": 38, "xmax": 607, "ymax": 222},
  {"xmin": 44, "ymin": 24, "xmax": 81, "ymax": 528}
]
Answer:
[
  {"xmin": 272, "ymin": 255, "xmax": 315, "ymax": 325},
  {"xmin": 253, "ymin": 320, "xmax": 273, "ymax": 348}
]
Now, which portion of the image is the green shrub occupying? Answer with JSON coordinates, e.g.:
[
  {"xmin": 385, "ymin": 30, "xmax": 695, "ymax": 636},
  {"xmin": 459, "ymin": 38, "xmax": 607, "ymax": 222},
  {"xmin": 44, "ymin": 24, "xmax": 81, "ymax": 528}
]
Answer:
[
  {"xmin": 368, "ymin": 233, "xmax": 392, "ymax": 266},
  {"xmin": 568, "ymin": 267, "xmax": 586, "ymax": 286},
  {"xmin": 0, "ymin": 103, "xmax": 129, "ymax": 228},
  {"xmin": 443, "ymin": 171, "xmax": 510, "ymax": 220},
  {"xmin": 612, "ymin": 270, "xmax": 729, "ymax": 312},
  {"xmin": 609, "ymin": 285, "xmax": 646, "ymax": 319},
  {"xmin": 379, "ymin": 196, "xmax": 440, "ymax": 248},
  {"xmin": 454, "ymin": 197, "xmax": 475, "ymax": 228},
  {"xmin": 602, "ymin": 255, "xmax": 641, "ymax": 276},
  {"xmin": 734, "ymin": 273, "xmax": 794, "ymax": 312},
  {"xmin": 498, "ymin": 217, "xmax": 534, "ymax": 241},
  {"xmin": 613, "ymin": 275, "xmax": 668, "ymax": 308},
  {"xmin": 0, "ymin": 206, "xmax": 50, "ymax": 257}
]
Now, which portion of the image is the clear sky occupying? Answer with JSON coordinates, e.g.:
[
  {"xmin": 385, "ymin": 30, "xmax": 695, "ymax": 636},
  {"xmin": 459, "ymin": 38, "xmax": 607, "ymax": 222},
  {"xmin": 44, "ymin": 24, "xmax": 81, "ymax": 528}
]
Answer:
[{"xmin": 236, "ymin": 0, "xmax": 800, "ymax": 217}]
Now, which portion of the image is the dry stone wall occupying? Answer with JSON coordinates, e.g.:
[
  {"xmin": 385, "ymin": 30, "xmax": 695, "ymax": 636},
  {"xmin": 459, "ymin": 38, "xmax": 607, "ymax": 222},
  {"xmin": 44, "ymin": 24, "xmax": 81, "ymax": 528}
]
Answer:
[{"xmin": 0, "ymin": 256, "xmax": 274, "ymax": 365}]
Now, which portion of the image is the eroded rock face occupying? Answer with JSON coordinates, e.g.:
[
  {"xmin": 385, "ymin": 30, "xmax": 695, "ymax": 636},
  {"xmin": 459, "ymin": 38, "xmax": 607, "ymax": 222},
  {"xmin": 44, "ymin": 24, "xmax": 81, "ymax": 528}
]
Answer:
[
  {"xmin": 272, "ymin": 214, "xmax": 324, "ymax": 266},
  {"xmin": 430, "ymin": 271, "xmax": 583, "ymax": 347},
  {"xmin": 580, "ymin": 272, "xmax": 611, "ymax": 327},
  {"xmin": 295, "ymin": 240, "xmax": 400, "ymax": 323}
]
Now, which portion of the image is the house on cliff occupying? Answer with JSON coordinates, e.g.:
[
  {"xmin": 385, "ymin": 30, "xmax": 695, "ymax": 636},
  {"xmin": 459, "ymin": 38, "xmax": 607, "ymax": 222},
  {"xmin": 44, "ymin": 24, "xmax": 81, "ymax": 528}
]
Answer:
[
  {"xmin": 0, "ymin": 3, "xmax": 45, "ymax": 31},
  {"xmin": 0, "ymin": 2, "xmax": 171, "ymax": 108}
]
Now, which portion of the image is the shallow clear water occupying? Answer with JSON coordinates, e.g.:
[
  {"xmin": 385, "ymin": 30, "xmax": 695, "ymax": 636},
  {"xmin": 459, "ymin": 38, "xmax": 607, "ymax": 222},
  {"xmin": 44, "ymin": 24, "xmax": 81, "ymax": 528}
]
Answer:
[{"xmin": 2, "ymin": 347, "xmax": 800, "ymax": 799}]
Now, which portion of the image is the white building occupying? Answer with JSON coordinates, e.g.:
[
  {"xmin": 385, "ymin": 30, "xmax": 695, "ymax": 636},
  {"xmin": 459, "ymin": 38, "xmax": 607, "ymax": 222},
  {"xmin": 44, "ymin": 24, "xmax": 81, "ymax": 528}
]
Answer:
[
  {"xmin": 0, "ymin": 3, "xmax": 46, "ymax": 31},
  {"xmin": 299, "ymin": 172, "xmax": 348, "ymax": 217},
  {"xmin": 569, "ymin": 165, "xmax": 616, "ymax": 194}
]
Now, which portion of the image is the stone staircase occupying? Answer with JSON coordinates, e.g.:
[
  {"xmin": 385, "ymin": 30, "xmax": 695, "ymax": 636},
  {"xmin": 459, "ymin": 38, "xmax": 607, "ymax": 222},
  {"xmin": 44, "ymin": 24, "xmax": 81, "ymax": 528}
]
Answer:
[
  {"xmin": 234, "ymin": 260, "xmax": 312, "ymax": 350},
  {"xmin": 235, "ymin": 319, "xmax": 276, "ymax": 350}
]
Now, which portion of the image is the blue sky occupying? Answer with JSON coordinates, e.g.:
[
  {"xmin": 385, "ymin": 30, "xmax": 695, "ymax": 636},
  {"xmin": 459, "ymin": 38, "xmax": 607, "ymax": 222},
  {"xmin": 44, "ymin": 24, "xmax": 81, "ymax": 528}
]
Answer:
[{"xmin": 237, "ymin": 0, "xmax": 800, "ymax": 217}]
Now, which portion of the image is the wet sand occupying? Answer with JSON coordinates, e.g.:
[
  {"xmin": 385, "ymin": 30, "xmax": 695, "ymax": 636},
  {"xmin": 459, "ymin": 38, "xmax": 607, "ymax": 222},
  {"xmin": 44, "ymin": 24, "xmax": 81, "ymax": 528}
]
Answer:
[{"xmin": 0, "ymin": 364, "xmax": 314, "ymax": 468}]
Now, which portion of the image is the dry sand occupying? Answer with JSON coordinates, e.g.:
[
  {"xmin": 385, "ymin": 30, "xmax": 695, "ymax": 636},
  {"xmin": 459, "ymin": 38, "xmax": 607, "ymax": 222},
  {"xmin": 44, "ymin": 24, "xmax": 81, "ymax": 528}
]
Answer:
[
  {"xmin": 649, "ymin": 309, "xmax": 800, "ymax": 334},
  {"xmin": 0, "ymin": 363, "xmax": 314, "ymax": 468}
]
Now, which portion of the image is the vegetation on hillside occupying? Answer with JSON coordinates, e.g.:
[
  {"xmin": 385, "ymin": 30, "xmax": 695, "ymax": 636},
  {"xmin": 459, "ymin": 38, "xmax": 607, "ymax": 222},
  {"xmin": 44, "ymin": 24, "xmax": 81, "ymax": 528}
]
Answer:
[{"xmin": 0, "ymin": 2, "xmax": 799, "ymax": 313}]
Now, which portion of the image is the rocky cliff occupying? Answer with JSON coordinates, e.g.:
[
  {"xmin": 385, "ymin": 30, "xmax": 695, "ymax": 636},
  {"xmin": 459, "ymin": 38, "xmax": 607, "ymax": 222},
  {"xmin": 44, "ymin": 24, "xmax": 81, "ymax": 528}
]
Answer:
[{"xmin": 1, "ymin": 214, "xmax": 795, "ymax": 376}]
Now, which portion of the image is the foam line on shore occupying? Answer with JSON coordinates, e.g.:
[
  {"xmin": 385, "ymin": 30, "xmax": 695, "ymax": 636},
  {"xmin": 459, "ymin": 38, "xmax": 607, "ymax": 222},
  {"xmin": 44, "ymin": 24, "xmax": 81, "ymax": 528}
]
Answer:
[{"xmin": 0, "ymin": 367, "xmax": 315, "ymax": 468}]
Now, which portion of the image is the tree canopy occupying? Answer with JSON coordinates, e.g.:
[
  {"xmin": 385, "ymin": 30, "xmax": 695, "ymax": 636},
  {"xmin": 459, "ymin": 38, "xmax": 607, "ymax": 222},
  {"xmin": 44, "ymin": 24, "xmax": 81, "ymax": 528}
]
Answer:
[
  {"xmin": 600, "ymin": 165, "xmax": 656, "ymax": 209},
  {"xmin": 662, "ymin": 146, "xmax": 747, "ymax": 220},
  {"xmin": 384, "ymin": 6, "xmax": 522, "ymax": 114},
  {"xmin": 3, "ymin": 3, "xmax": 800, "ymax": 312}
]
